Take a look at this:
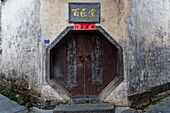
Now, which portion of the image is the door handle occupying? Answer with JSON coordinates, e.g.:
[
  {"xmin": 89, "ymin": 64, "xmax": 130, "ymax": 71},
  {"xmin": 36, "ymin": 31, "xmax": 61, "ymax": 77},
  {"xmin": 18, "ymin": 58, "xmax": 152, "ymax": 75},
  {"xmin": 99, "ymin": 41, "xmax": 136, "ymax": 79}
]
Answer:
[
  {"xmin": 79, "ymin": 54, "xmax": 91, "ymax": 61},
  {"xmin": 86, "ymin": 54, "xmax": 91, "ymax": 60},
  {"xmin": 79, "ymin": 54, "xmax": 83, "ymax": 60}
]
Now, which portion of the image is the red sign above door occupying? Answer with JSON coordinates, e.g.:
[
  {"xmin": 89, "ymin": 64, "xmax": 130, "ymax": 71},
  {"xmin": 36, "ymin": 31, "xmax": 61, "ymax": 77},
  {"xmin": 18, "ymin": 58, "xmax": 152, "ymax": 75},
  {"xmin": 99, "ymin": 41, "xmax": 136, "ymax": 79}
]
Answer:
[{"xmin": 74, "ymin": 23, "xmax": 96, "ymax": 30}]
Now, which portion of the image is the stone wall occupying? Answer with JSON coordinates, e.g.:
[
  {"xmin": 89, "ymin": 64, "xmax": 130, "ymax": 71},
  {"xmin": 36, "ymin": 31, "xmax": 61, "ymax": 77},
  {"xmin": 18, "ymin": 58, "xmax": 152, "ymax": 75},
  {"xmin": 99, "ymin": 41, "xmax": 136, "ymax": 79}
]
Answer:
[{"xmin": 128, "ymin": 0, "xmax": 170, "ymax": 108}]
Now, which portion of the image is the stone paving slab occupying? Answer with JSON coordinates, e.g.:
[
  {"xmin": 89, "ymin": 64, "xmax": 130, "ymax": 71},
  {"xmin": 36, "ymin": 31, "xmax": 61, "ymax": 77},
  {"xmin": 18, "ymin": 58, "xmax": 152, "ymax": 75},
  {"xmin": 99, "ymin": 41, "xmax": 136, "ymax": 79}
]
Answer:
[
  {"xmin": 28, "ymin": 107, "xmax": 53, "ymax": 113},
  {"xmin": 0, "ymin": 95, "xmax": 8, "ymax": 101},
  {"xmin": 145, "ymin": 97, "xmax": 170, "ymax": 113},
  {"xmin": 115, "ymin": 107, "xmax": 130, "ymax": 113},
  {"xmin": 0, "ymin": 94, "xmax": 29, "ymax": 113},
  {"xmin": 0, "ymin": 100, "xmax": 29, "ymax": 113},
  {"xmin": 121, "ymin": 108, "xmax": 143, "ymax": 113}
]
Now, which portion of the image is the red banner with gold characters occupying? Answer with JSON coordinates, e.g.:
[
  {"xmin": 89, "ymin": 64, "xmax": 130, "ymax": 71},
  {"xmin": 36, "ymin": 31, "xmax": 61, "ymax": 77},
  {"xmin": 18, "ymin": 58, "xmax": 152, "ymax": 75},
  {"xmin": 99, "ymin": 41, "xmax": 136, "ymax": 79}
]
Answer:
[{"xmin": 74, "ymin": 23, "xmax": 96, "ymax": 30}]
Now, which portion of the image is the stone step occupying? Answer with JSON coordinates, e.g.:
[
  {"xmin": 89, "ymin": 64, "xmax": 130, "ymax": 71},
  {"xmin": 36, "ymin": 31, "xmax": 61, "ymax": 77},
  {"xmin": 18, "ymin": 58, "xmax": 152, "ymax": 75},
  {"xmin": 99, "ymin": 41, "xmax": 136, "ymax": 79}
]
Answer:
[
  {"xmin": 69, "ymin": 96, "xmax": 103, "ymax": 104},
  {"xmin": 54, "ymin": 103, "xmax": 114, "ymax": 113}
]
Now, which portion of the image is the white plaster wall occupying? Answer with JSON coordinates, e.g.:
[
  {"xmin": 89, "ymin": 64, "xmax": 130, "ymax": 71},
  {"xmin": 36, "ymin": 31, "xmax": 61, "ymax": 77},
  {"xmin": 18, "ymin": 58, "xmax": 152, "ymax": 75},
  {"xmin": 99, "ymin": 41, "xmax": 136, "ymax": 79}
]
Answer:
[
  {"xmin": 1, "ymin": 0, "xmax": 42, "ymax": 96},
  {"xmin": 128, "ymin": 0, "xmax": 170, "ymax": 94}
]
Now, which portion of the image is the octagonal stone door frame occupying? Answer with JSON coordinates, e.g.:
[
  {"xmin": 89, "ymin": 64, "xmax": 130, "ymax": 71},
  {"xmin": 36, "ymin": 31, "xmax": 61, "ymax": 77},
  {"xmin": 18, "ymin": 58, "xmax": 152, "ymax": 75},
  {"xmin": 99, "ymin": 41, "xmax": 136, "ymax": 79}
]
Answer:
[{"xmin": 46, "ymin": 26, "xmax": 124, "ymax": 100}]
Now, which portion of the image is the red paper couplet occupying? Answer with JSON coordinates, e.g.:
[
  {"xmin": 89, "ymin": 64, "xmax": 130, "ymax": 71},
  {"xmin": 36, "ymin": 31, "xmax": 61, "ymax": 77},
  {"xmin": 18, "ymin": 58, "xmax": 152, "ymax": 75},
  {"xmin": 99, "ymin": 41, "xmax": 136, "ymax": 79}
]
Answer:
[{"xmin": 74, "ymin": 23, "xmax": 96, "ymax": 30}]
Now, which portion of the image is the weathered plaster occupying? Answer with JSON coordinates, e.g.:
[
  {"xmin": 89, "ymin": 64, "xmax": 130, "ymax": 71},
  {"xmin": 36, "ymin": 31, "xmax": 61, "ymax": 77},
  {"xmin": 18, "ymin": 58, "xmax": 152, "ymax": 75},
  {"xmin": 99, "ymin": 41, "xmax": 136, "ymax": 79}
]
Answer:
[
  {"xmin": 128, "ymin": 0, "xmax": 170, "ymax": 107},
  {"xmin": 1, "ymin": 0, "xmax": 170, "ymax": 108},
  {"xmin": 128, "ymin": 0, "xmax": 170, "ymax": 94},
  {"xmin": 1, "ymin": 0, "xmax": 42, "ymax": 99}
]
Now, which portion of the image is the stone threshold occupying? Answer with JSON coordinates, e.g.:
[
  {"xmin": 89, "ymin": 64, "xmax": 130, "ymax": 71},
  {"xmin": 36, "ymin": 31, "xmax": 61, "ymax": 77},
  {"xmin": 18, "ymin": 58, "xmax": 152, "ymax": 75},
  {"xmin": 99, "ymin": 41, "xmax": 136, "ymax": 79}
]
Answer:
[{"xmin": 54, "ymin": 103, "xmax": 114, "ymax": 113}]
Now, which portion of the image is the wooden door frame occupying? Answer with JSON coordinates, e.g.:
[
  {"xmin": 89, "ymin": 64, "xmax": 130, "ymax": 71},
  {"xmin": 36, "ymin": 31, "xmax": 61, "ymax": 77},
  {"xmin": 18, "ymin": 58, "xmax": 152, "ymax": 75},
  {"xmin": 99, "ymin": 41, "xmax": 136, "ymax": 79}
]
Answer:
[{"xmin": 46, "ymin": 26, "xmax": 124, "ymax": 101}]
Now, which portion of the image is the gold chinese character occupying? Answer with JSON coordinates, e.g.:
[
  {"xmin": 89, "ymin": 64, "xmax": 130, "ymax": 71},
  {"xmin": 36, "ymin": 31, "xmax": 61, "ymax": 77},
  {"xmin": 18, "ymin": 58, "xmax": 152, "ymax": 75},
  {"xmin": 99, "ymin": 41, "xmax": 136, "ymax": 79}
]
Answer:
[
  {"xmin": 72, "ymin": 8, "xmax": 80, "ymax": 17},
  {"xmin": 81, "ymin": 8, "xmax": 87, "ymax": 17},
  {"xmin": 89, "ymin": 8, "xmax": 96, "ymax": 17}
]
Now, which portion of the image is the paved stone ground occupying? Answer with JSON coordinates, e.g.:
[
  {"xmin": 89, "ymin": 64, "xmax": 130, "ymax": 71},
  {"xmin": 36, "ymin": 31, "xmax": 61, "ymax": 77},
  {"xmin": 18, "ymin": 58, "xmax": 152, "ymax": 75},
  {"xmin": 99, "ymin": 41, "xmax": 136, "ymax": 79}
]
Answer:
[
  {"xmin": 28, "ymin": 107, "xmax": 53, "ymax": 113},
  {"xmin": 0, "ymin": 94, "xmax": 53, "ymax": 113},
  {"xmin": 0, "ymin": 94, "xmax": 28, "ymax": 113},
  {"xmin": 115, "ymin": 107, "xmax": 143, "ymax": 113},
  {"xmin": 144, "ymin": 97, "xmax": 170, "ymax": 113},
  {"xmin": 0, "ymin": 93, "xmax": 170, "ymax": 113}
]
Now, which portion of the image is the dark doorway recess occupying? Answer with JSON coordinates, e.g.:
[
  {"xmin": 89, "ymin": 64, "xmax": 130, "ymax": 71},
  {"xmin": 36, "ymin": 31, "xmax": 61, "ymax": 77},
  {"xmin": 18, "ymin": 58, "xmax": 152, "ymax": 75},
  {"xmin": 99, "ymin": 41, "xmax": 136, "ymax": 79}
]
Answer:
[
  {"xmin": 50, "ymin": 31, "xmax": 117, "ymax": 96},
  {"xmin": 46, "ymin": 26, "xmax": 123, "ymax": 100}
]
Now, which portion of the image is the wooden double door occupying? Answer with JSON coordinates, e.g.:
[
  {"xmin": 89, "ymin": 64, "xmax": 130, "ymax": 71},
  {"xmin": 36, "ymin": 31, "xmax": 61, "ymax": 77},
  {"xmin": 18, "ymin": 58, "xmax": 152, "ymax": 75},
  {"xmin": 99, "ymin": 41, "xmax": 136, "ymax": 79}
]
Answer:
[{"xmin": 51, "ymin": 32, "xmax": 117, "ymax": 96}]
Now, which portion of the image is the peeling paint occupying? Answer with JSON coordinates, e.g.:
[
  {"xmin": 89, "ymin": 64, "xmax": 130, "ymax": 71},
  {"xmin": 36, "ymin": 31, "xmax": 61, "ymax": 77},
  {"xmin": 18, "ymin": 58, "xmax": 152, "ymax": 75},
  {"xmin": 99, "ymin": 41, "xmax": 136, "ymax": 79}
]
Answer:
[
  {"xmin": 92, "ymin": 35, "xmax": 103, "ymax": 84},
  {"xmin": 66, "ymin": 35, "xmax": 77, "ymax": 89}
]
